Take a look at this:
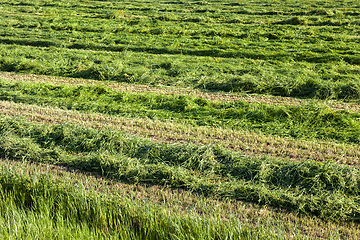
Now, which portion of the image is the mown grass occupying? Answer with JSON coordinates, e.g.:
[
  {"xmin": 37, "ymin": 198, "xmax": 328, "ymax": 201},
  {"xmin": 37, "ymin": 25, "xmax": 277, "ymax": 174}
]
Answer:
[
  {"xmin": 1, "ymin": 0, "xmax": 360, "ymax": 99},
  {"xmin": 2, "ymin": 99, "xmax": 360, "ymax": 164},
  {"xmin": 1, "ymin": 115, "xmax": 360, "ymax": 223},
  {"xmin": 2, "ymin": 0, "xmax": 360, "ymax": 237},
  {"xmin": 2, "ymin": 71, "xmax": 360, "ymax": 112},
  {"xmin": 1, "ymin": 80, "xmax": 360, "ymax": 145},
  {"xmin": 3, "ymin": 99, "xmax": 360, "ymax": 166}
]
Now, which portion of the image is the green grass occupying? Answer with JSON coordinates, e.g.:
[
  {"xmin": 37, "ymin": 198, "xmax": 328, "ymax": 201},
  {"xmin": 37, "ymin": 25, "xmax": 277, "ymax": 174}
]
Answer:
[
  {"xmin": 1, "ymin": 80, "xmax": 360, "ymax": 145},
  {"xmin": 4, "ymin": 158, "xmax": 360, "ymax": 239},
  {"xmin": 1, "ymin": 115, "xmax": 360, "ymax": 223},
  {"xmin": 3, "ymin": 97, "xmax": 360, "ymax": 165},
  {"xmin": 0, "ymin": 161, "xmax": 311, "ymax": 240},
  {"xmin": 2, "ymin": 0, "xmax": 360, "ymax": 237},
  {"xmin": 1, "ymin": 0, "xmax": 360, "ymax": 99}
]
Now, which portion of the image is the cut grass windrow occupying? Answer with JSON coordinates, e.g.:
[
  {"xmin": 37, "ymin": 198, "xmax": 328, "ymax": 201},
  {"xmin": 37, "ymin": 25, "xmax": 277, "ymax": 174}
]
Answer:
[
  {"xmin": 1, "ymin": 159, "xmax": 359, "ymax": 239},
  {"xmin": 1, "ymin": 100, "xmax": 360, "ymax": 165},
  {"xmin": 1, "ymin": 80, "xmax": 360, "ymax": 145},
  {"xmin": 2, "ymin": 0, "xmax": 360, "ymax": 99},
  {"xmin": 1, "ymin": 115, "xmax": 360, "ymax": 222},
  {"xmin": 2, "ymin": 72, "xmax": 360, "ymax": 112}
]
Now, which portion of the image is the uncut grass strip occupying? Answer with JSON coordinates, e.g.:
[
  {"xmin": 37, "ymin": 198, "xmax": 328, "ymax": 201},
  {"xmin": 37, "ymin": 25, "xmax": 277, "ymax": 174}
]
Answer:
[
  {"xmin": 2, "ymin": 72, "xmax": 360, "ymax": 112},
  {"xmin": 0, "ymin": 163, "xmax": 311, "ymax": 240},
  {"xmin": 1, "ymin": 80, "xmax": 360, "ymax": 145},
  {"xmin": 0, "ymin": 171, "xmax": 202, "ymax": 240},
  {"xmin": 1, "ymin": 117, "xmax": 360, "ymax": 221},
  {"xmin": 2, "ymin": 141, "xmax": 360, "ymax": 225},
  {"xmin": 2, "ymin": 159, "xmax": 360, "ymax": 240},
  {"xmin": 1, "ymin": 100, "xmax": 360, "ymax": 165}
]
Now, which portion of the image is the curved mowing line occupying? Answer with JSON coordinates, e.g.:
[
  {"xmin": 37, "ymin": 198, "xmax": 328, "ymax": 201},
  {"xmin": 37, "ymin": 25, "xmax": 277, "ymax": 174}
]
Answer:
[
  {"xmin": 0, "ymin": 100, "xmax": 359, "ymax": 165},
  {"xmin": 1, "ymin": 72, "xmax": 360, "ymax": 112}
]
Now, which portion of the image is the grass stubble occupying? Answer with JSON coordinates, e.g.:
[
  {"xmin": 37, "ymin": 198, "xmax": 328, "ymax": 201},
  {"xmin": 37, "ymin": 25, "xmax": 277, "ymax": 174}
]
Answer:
[
  {"xmin": 0, "ymin": 73, "xmax": 360, "ymax": 239},
  {"xmin": 1, "ymin": 72, "xmax": 360, "ymax": 112}
]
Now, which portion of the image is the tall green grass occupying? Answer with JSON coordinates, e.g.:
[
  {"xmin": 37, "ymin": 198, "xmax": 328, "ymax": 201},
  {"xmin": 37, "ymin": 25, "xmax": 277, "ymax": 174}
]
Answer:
[
  {"xmin": 0, "ymin": 165, "xmax": 300, "ymax": 240},
  {"xmin": 1, "ymin": 115, "xmax": 360, "ymax": 222}
]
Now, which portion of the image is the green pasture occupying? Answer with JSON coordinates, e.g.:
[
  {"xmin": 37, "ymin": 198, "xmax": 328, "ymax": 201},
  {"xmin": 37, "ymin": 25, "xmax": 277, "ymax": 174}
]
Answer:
[
  {"xmin": 1, "ymin": 0, "xmax": 360, "ymax": 238},
  {"xmin": 1, "ymin": 0, "xmax": 360, "ymax": 99}
]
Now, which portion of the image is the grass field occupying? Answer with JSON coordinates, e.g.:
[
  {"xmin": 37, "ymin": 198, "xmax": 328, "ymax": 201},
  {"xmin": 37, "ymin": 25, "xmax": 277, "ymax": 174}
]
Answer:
[{"xmin": 1, "ymin": 0, "xmax": 360, "ymax": 239}]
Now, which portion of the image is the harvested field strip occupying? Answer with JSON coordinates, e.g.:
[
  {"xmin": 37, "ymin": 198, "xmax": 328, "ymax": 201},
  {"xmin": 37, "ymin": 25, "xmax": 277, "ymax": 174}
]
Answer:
[
  {"xmin": 1, "ymin": 100, "xmax": 360, "ymax": 164},
  {"xmin": 1, "ymin": 115, "xmax": 360, "ymax": 222},
  {"xmin": 2, "ymin": 72, "xmax": 360, "ymax": 112},
  {"xmin": 1, "ymin": 158, "xmax": 359, "ymax": 239},
  {"xmin": 1, "ymin": 80, "xmax": 360, "ymax": 145}
]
